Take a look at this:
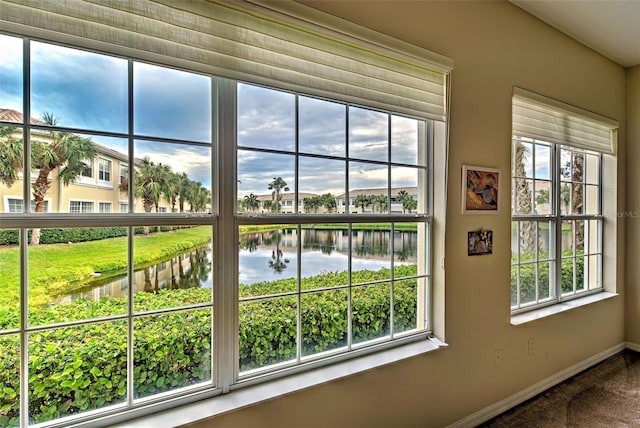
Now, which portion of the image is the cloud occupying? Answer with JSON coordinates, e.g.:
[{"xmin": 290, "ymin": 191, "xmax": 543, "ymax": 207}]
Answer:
[
  {"xmin": 135, "ymin": 140, "xmax": 212, "ymax": 188},
  {"xmin": 0, "ymin": 35, "xmax": 23, "ymax": 113},
  {"xmin": 133, "ymin": 63, "xmax": 212, "ymax": 142},
  {"xmin": 30, "ymin": 42, "xmax": 128, "ymax": 132}
]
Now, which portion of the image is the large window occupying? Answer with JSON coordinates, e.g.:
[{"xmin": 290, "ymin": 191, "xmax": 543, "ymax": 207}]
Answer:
[
  {"xmin": 0, "ymin": 2, "xmax": 450, "ymax": 425},
  {"xmin": 510, "ymin": 88, "xmax": 617, "ymax": 313}
]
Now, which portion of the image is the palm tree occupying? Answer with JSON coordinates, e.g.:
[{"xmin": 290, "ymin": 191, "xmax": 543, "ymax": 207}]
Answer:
[
  {"xmin": 403, "ymin": 195, "xmax": 417, "ymax": 213},
  {"xmin": 396, "ymin": 190, "xmax": 409, "ymax": 213},
  {"xmin": 135, "ymin": 157, "xmax": 166, "ymax": 215},
  {"xmin": 29, "ymin": 113, "xmax": 97, "ymax": 244},
  {"xmin": 191, "ymin": 184, "xmax": 211, "ymax": 213},
  {"xmin": 373, "ymin": 194, "xmax": 388, "ymax": 213},
  {"xmin": 0, "ymin": 126, "xmax": 23, "ymax": 188},
  {"xmin": 514, "ymin": 141, "xmax": 535, "ymax": 252},
  {"xmin": 243, "ymin": 193, "xmax": 260, "ymax": 212},
  {"xmin": 321, "ymin": 193, "xmax": 337, "ymax": 213},
  {"xmin": 267, "ymin": 177, "xmax": 289, "ymax": 213},
  {"xmin": 163, "ymin": 171, "xmax": 181, "ymax": 213},
  {"xmin": 354, "ymin": 194, "xmax": 372, "ymax": 213}
]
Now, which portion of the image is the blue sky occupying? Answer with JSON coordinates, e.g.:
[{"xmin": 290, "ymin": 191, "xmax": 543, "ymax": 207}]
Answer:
[{"xmin": 1, "ymin": 35, "xmax": 428, "ymax": 198}]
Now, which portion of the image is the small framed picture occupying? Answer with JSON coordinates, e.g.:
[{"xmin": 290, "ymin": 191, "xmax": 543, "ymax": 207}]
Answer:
[
  {"xmin": 468, "ymin": 230, "xmax": 493, "ymax": 256},
  {"xmin": 462, "ymin": 165, "xmax": 500, "ymax": 214}
]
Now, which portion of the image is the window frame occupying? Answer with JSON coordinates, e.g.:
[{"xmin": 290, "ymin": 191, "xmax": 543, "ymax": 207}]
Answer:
[{"xmin": 511, "ymin": 137, "xmax": 607, "ymax": 313}]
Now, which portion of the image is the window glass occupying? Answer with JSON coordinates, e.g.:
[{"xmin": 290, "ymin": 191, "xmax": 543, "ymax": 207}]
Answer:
[
  {"xmin": 27, "ymin": 227, "xmax": 128, "ymax": 325},
  {"xmin": 133, "ymin": 225, "xmax": 212, "ymax": 312},
  {"xmin": 391, "ymin": 115, "xmax": 421, "ymax": 166},
  {"xmin": 299, "ymin": 96, "xmax": 345, "ymax": 157},
  {"xmin": 349, "ymin": 106, "xmax": 388, "ymax": 161},
  {"xmin": 0, "ymin": 34, "xmax": 23, "ymax": 120},
  {"xmin": 31, "ymin": 42, "xmax": 128, "ymax": 133},
  {"xmin": 237, "ymin": 151, "xmax": 295, "ymax": 214},
  {"xmin": 0, "ymin": 229, "xmax": 20, "ymax": 331},
  {"xmin": 237, "ymin": 83, "xmax": 295, "ymax": 152},
  {"xmin": 0, "ymin": 334, "xmax": 19, "ymax": 427},
  {"xmin": 133, "ymin": 141, "xmax": 212, "ymax": 214},
  {"xmin": 133, "ymin": 62, "xmax": 212, "ymax": 142}
]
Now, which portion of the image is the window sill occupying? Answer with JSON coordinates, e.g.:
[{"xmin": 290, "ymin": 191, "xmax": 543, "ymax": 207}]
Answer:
[
  {"xmin": 511, "ymin": 292, "xmax": 618, "ymax": 325},
  {"xmin": 111, "ymin": 336, "xmax": 447, "ymax": 428}
]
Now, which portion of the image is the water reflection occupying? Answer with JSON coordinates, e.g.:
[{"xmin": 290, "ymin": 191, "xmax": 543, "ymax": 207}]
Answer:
[
  {"xmin": 239, "ymin": 228, "xmax": 417, "ymax": 284},
  {"xmin": 63, "ymin": 244, "xmax": 212, "ymax": 302}
]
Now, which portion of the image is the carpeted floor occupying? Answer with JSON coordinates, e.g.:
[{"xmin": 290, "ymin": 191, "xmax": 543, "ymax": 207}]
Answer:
[{"xmin": 479, "ymin": 350, "xmax": 640, "ymax": 427}]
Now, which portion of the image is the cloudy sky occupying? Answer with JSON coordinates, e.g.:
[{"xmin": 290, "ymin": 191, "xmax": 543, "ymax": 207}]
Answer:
[{"xmin": 1, "ymin": 35, "xmax": 426, "ymax": 200}]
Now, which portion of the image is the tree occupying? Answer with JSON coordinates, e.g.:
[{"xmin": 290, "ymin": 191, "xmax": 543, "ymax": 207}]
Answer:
[
  {"xmin": 303, "ymin": 196, "xmax": 320, "ymax": 213},
  {"xmin": 354, "ymin": 194, "xmax": 372, "ymax": 213},
  {"xmin": 320, "ymin": 193, "xmax": 337, "ymax": 213},
  {"xmin": 514, "ymin": 141, "xmax": 535, "ymax": 252},
  {"xmin": 372, "ymin": 194, "xmax": 388, "ymax": 213},
  {"xmin": 267, "ymin": 177, "xmax": 289, "ymax": 213},
  {"xmin": 243, "ymin": 193, "xmax": 260, "ymax": 212},
  {"xmin": 177, "ymin": 173, "xmax": 194, "ymax": 213},
  {"xmin": 0, "ymin": 126, "xmax": 22, "ymax": 188},
  {"xmin": 191, "ymin": 183, "xmax": 211, "ymax": 213},
  {"xmin": 135, "ymin": 157, "xmax": 166, "ymax": 215},
  {"xmin": 396, "ymin": 190, "xmax": 417, "ymax": 213},
  {"xmin": 2, "ymin": 113, "xmax": 99, "ymax": 245},
  {"xmin": 396, "ymin": 190, "xmax": 409, "ymax": 213}
]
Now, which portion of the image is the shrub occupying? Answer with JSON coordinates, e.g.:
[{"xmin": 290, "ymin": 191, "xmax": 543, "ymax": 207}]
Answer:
[{"xmin": 0, "ymin": 266, "xmax": 420, "ymax": 425}]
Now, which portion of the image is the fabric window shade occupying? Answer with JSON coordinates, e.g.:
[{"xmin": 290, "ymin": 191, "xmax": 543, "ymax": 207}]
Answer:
[
  {"xmin": 512, "ymin": 87, "xmax": 618, "ymax": 154},
  {"xmin": 0, "ymin": 0, "xmax": 452, "ymax": 120}
]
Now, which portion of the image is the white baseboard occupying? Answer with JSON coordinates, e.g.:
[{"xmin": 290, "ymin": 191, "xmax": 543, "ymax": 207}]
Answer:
[
  {"xmin": 626, "ymin": 341, "xmax": 640, "ymax": 352},
  {"xmin": 448, "ymin": 342, "xmax": 627, "ymax": 428}
]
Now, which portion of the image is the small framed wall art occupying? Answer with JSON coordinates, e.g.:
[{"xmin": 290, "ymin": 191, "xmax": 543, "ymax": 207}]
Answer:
[
  {"xmin": 468, "ymin": 229, "xmax": 493, "ymax": 256},
  {"xmin": 462, "ymin": 165, "xmax": 500, "ymax": 214}
]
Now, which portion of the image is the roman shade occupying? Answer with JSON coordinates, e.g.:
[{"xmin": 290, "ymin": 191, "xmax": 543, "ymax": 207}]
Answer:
[
  {"xmin": 0, "ymin": 0, "xmax": 453, "ymax": 121},
  {"xmin": 512, "ymin": 87, "xmax": 618, "ymax": 154}
]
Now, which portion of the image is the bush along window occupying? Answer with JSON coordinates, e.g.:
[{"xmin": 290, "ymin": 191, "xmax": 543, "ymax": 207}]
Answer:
[
  {"xmin": 0, "ymin": 17, "xmax": 446, "ymax": 425},
  {"xmin": 510, "ymin": 87, "xmax": 617, "ymax": 313}
]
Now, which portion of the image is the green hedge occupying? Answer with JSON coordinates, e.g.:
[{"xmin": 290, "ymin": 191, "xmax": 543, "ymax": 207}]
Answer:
[
  {"xmin": 0, "ymin": 227, "xmax": 178, "ymax": 246},
  {"xmin": 0, "ymin": 266, "xmax": 419, "ymax": 426},
  {"xmin": 511, "ymin": 253, "xmax": 585, "ymax": 305}
]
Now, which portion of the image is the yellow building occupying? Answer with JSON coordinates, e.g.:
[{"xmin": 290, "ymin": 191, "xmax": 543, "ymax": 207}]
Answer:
[{"xmin": 0, "ymin": 108, "xmax": 172, "ymax": 213}]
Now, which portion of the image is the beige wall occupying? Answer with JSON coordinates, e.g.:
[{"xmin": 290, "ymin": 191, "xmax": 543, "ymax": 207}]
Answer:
[
  {"xmin": 188, "ymin": 1, "xmax": 628, "ymax": 427},
  {"xmin": 626, "ymin": 65, "xmax": 640, "ymax": 344}
]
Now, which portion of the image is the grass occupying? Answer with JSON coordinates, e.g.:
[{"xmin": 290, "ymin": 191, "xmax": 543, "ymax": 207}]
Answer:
[{"xmin": 0, "ymin": 226, "xmax": 212, "ymax": 310}]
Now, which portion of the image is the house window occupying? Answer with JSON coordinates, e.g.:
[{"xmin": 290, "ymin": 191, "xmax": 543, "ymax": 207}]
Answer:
[
  {"xmin": 0, "ymin": 2, "xmax": 450, "ymax": 425},
  {"xmin": 4, "ymin": 198, "xmax": 49, "ymax": 213},
  {"xmin": 236, "ymin": 83, "xmax": 431, "ymax": 374},
  {"xmin": 70, "ymin": 200, "xmax": 94, "ymax": 213},
  {"xmin": 510, "ymin": 88, "xmax": 617, "ymax": 313},
  {"xmin": 98, "ymin": 202, "xmax": 112, "ymax": 213},
  {"xmin": 98, "ymin": 157, "xmax": 112, "ymax": 184}
]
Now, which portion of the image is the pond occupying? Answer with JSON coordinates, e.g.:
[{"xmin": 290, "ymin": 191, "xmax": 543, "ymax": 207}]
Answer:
[{"xmin": 61, "ymin": 228, "xmax": 418, "ymax": 301}]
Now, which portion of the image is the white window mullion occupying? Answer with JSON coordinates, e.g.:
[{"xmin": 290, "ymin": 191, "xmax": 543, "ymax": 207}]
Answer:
[{"xmin": 215, "ymin": 77, "xmax": 238, "ymax": 393}]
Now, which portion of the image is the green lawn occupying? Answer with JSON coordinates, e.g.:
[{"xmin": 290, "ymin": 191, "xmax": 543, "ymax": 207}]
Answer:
[{"xmin": 0, "ymin": 226, "xmax": 212, "ymax": 309}]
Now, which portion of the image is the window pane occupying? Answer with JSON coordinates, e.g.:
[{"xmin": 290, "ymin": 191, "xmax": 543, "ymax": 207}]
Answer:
[
  {"xmin": 0, "ymin": 334, "xmax": 19, "ymax": 427},
  {"xmin": 394, "ymin": 278, "xmax": 419, "ymax": 334},
  {"xmin": 301, "ymin": 289, "xmax": 348, "ymax": 357},
  {"xmin": 349, "ymin": 107, "xmax": 388, "ymax": 161},
  {"xmin": 300, "ymin": 226, "xmax": 348, "ymax": 290},
  {"xmin": 534, "ymin": 179, "xmax": 551, "ymax": 214},
  {"xmin": 349, "ymin": 162, "xmax": 388, "ymax": 214},
  {"xmin": 391, "ymin": 166, "xmax": 423, "ymax": 214},
  {"xmin": 513, "ymin": 178, "xmax": 533, "ymax": 215},
  {"xmin": 0, "ymin": 126, "xmax": 24, "ymax": 213},
  {"xmin": 239, "ymin": 227, "xmax": 297, "ymax": 296},
  {"xmin": 352, "ymin": 282, "xmax": 391, "ymax": 344},
  {"xmin": 238, "ymin": 151, "xmax": 295, "ymax": 214},
  {"xmin": 513, "ymin": 141, "xmax": 533, "ymax": 178},
  {"xmin": 239, "ymin": 296, "xmax": 297, "ymax": 372},
  {"xmin": 27, "ymin": 227, "xmax": 128, "ymax": 325},
  {"xmin": 393, "ymin": 223, "xmax": 423, "ymax": 278},
  {"xmin": 391, "ymin": 115, "xmax": 421, "ymax": 166},
  {"xmin": 299, "ymin": 157, "xmax": 344, "ymax": 214},
  {"xmin": 585, "ymin": 153, "xmax": 600, "ymax": 184},
  {"xmin": 31, "ymin": 41, "xmax": 128, "ymax": 133},
  {"xmin": 299, "ymin": 96, "xmax": 345, "ymax": 157},
  {"xmin": 133, "ymin": 225, "xmax": 212, "ymax": 312},
  {"xmin": 0, "ymin": 35, "xmax": 23, "ymax": 120},
  {"xmin": 134, "ymin": 308, "xmax": 212, "ymax": 399},
  {"xmin": 352, "ymin": 224, "xmax": 392, "ymax": 283},
  {"xmin": 133, "ymin": 62, "xmax": 211, "ymax": 142},
  {"xmin": 534, "ymin": 143, "xmax": 551, "ymax": 179},
  {"xmin": 28, "ymin": 322, "xmax": 128, "ymax": 425},
  {"xmin": 134, "ymin": 141, "xmax": 212, "ymax": 214},
  {"xmin": 0, "ymin": 230, "xmax": 20, "ymax": 331},
  {"xmin": 585, "ymin": 184, "xmax": 599, "ymax": 215},
  {"xmin": 237, "ymin": 83, "xmax": 295, "ymax": 152}
]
